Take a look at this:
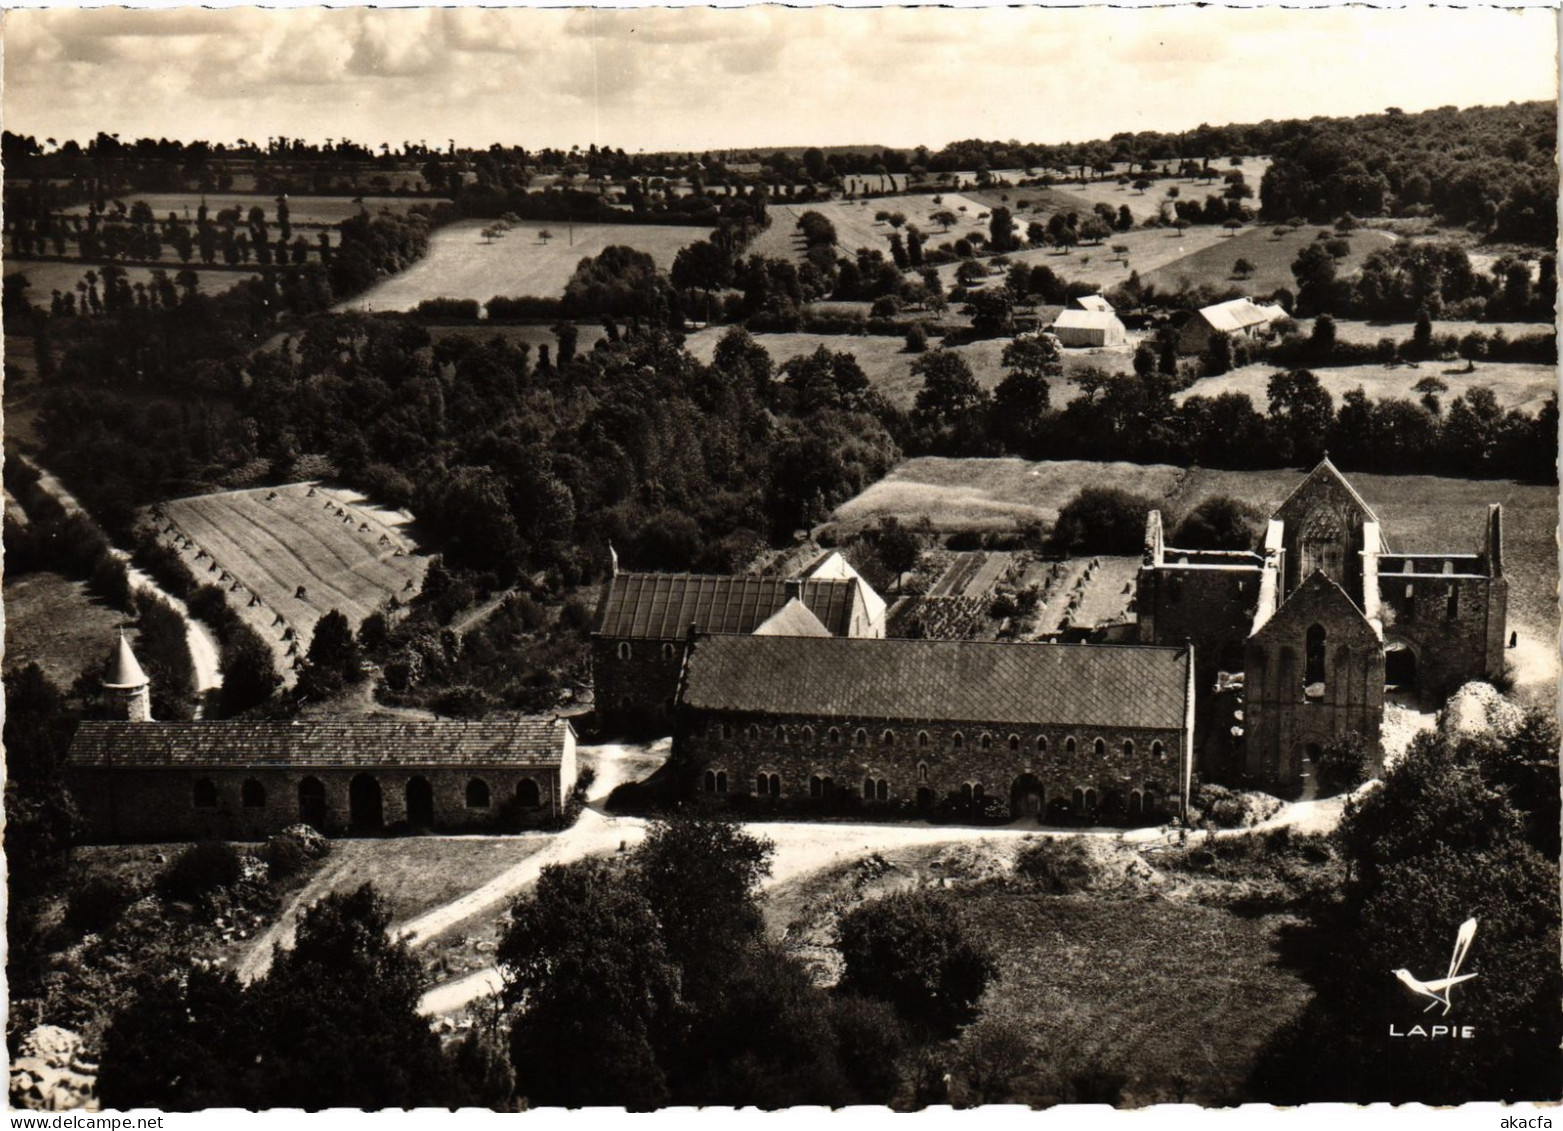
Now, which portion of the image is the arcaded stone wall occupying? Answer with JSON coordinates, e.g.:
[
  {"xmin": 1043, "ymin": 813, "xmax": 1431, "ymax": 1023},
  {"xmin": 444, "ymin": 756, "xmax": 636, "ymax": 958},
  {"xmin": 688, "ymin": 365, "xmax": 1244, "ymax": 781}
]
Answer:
[{"xmin": 69, "ymin": 764, "xmax": 567, "ymax": 842}]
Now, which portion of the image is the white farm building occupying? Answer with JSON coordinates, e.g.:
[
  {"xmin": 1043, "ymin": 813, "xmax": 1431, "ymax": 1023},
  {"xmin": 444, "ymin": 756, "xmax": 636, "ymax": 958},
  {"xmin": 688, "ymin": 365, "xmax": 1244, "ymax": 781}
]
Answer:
[
  {"xmin": 1178, "ymin": 297, "xmax": 1288, "ymax": 355},
  {"xmin": 1051, "ymin": 308, "xmax": 1129, "ymax": 348}
]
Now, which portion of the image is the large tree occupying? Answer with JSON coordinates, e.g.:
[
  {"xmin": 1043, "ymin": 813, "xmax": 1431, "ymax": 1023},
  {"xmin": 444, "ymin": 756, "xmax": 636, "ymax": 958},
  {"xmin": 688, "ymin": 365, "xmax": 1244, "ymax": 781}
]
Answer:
[{"xmin": 837, "ymin": 890, "xmax": 996, "ymax": 1033}]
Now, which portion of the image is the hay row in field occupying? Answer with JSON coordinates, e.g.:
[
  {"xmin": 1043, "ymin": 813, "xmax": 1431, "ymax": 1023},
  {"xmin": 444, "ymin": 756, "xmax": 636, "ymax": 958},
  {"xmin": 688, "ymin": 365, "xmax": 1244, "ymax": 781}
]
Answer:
[{"xmin": 158, "ymin": 484, "xmax": 428, "ymax": 680}]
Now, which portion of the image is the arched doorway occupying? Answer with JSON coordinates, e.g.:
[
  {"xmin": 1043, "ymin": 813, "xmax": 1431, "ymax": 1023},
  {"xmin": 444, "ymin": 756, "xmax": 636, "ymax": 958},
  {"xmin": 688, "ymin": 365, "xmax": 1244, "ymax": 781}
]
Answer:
[
  {"xmin": 516, "ymin": 778, "xmax": 541, "ymax": 808},
  {"xmin": 298, "ymin": 777, "xmax": 327, "ymax": 827},
  {"xmin": 1385, "ymin": 643, "xmax": 1417, "ymax": 693},
  {"xmin": 406, "ymin": 776, "xmax": 435, "ymax": 829},
  {"xmin": 349, "ymin": 773, "xmax": 383, "ymax": 833},
  {"xmin": 1010, "ymin": 773, "xmax": 1044, "ymax": 820}
]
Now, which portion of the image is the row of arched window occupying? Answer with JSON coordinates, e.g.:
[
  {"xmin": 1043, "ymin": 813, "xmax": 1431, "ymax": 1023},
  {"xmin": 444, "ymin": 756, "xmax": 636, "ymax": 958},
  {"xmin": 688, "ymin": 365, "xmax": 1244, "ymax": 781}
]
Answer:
[
  {"xmin": 615, "ymin": 641, "xmax": 680, "ymax": 661},
  {"xmin": 190, "ymin": 775, "xmax": 545, "ymax": 812},
  {"xmin": 709, "ymin": 721, "xmax": 1167, "ymax": 761},
  {"xmin": 701, "ymin": 767, "xmax": 1162, "ymax": 812}
]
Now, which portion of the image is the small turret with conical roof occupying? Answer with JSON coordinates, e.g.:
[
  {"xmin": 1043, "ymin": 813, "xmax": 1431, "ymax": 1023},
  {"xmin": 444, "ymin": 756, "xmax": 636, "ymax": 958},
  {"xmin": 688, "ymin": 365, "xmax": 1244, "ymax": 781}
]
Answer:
[{"xmin": 103, "ymin": 630, "xmax": 152, "ymax": 722}]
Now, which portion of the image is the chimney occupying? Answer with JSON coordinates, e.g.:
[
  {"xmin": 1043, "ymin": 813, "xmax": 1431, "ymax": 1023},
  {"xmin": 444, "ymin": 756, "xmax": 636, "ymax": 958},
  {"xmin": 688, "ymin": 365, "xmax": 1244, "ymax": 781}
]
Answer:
[{"xmin": 784, "ymin": 579, "xmax": 802, "ymax": 604}]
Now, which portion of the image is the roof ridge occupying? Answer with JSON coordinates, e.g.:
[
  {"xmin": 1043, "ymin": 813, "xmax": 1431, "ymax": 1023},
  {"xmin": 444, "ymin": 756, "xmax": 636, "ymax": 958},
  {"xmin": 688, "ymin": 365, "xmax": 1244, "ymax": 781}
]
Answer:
[{"xmin": 695, "ymin": 632, "xmax": 1187, "ymax": 654}]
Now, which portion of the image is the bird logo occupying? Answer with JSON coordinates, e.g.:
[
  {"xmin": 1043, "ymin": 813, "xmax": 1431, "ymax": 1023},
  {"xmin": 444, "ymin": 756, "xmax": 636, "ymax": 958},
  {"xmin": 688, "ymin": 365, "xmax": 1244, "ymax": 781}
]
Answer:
[{"xmin": 1393, "ymin": 918, "xmax": 1478, "ymax": 1016}]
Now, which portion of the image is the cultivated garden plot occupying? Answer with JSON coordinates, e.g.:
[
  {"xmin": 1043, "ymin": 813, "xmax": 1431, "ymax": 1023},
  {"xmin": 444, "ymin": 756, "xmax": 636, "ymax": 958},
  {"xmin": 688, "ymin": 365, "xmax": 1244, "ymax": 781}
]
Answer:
[
  {"xmin": 156, "ymin": 484, "xmax": 430, "ymax": 676},
  {"xmin": 338, "ymin": 218, "xmax": 704, "ymax": 310}
]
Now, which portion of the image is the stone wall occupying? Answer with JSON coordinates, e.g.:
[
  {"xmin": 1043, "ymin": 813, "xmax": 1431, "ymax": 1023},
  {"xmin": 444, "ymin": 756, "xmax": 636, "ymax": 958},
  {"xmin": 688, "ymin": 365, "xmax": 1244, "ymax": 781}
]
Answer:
[
  {"xmin": 592, "ymin": 635, "xmax": 685, "ymax": 731},
  {"xmin": 1242, "ymin": 579, "xmax": 1385, "ymax": 794},
  {"xmin": 69, "ymin": 764, "xmax": 568, "ymax": 842},
  {"xmin": 674, "ymin": 709, "xmax": 1188, "ymax": 821},
  {"xmin": 1138, "ymin": 564, "xmax": 1261, "ymax": 679},
  {"xmin": 1378, "ymin": 573, "xmax": 1507, "ymax": 699}
]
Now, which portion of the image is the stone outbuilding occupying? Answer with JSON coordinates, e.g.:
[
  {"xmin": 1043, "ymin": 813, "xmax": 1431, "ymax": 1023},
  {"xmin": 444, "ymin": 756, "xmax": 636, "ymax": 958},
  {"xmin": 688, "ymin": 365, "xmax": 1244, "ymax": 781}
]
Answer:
[
  {"xmin": 674, "ymin": 633, "xmax": 1195, "ymax": 824},
  {"xmin": 1176, "ymin": 297, "xmax": 1286, "ymax": 355},
  {"xmin": 66, "ymin": 682, "xmax": 577, "ymax": 842}
]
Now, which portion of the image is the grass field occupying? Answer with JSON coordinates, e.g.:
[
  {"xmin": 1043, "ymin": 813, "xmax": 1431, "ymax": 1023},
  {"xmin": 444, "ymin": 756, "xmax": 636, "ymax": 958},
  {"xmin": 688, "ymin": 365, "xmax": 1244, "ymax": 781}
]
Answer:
[
  {"xmin": 832, "ymin": 457, "xmax": 1558, "ymax": 639},
  {"xmin": 4, "ymin": 260, "xmax": 247, "ymax": 300},
  {"xmin": 1328, "ymin": 318, "xmax": 1554, "ymax": 347},
  {"xmin": 1035, "ymin": 158, "xmax": 1276, "ymax": 228},
  {"xmin": 1142, "ymin": 225, "xmax": 1396, "ymax": 298},
  {"xmin": 1176, "ymin": 360, "xmax": 1556, "ymax": 416},
  {"xmin": 682, "ymin": 328, "xmax": 1129, "ymax": 409},
  {"xmin": 3, "ymin": 571, "xmax": 127, "ymax": 688},
  {"xmin": 339, "ymin": 219, "xmax": 702, "ymax": 310},
  {"xmin": 747, "ymin": 193, "xmax": 992, "ymax": 262},
  {"xmin": 965, "ymin": 888, "xmax": 1311, "ymax": 1105},
  {"xmin": 59, "ymin": 193, "xmax": 430, "ymax": 227},
  {"xmin": 282, "ymin": 836, "xmax": 552, "ymax": 927},
  {"xmin": 158, "ymin": 484, "xmax": 430, "ymax": 675},
  {"xmin": 934, "ymin": 225, "xmax": 1230, "ymax": 294}
]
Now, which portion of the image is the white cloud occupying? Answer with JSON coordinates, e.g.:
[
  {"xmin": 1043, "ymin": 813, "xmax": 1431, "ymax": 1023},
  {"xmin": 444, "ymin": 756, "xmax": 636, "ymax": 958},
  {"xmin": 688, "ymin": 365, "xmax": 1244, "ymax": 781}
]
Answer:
[{"xmin": 2, "ymin": 6, "xmax": 1555, "ymax": 151}]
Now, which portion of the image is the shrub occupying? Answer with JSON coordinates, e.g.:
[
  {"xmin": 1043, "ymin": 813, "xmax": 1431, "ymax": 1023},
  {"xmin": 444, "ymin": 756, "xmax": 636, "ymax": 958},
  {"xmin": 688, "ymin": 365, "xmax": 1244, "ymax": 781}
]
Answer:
[
  {"xmin": 1014, "ymin": 838, "xmax": 1100, "ymax": 893},
  {"xmin": 1050, "ymin": 486, "xmax": 1159, "ymax": 555},
  {"xmin": 265, "ymin": 825, "xmax": 331, "ymax": 882},
  {"xmin": 65, "ymin": 875, "xmax": 138, "ymax": 934},
  {"xmin": 157, "ymin": 842, "xmax": 243, "ymax": 903},
  {"xmin": 1316, "ymin": 731, "xmax": 1372, "ymax": 796},
  {"xmin": 905, "ymin": 324, "xmax": 928, "ymax": 354},
  {"xmin": 836, "ymin": 890, "xmax": 996, "ymax": 1032}
]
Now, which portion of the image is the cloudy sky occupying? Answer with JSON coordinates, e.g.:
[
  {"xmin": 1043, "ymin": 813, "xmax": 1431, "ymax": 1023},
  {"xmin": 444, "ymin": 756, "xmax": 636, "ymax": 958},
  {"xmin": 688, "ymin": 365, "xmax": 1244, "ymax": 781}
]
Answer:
[{"xmin": 3, "ymin": 6, "xmax": 1557, "ymax": 153}]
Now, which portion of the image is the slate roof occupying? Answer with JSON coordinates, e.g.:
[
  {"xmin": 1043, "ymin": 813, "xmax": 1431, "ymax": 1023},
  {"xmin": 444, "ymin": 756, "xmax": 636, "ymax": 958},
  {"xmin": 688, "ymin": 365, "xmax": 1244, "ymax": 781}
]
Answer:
[
  {"xmin": 752, "ymin": 598, "xmax": 831, "ymax": 638},
  {"xmin": 66, "ymin": 718, "xmax": 572, "ymax": 770},
  {"xmin": 1196, "ymin": 297, "xmax": 1284, "ymax": 333},
  {"xmin": 595, "ymin": 573, "xmax": 859, "ymax": 639},
  {"xmin": 105, "ymin": 632, "xmax": 149, "ymax": 690},
  {"xmin": 681, "ymin": 636, "xmax": 1190, "ymax": 731}
]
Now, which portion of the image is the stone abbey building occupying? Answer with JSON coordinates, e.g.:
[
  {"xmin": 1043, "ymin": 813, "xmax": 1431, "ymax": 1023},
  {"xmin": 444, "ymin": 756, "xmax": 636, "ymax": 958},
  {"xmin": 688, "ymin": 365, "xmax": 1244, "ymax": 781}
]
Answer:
[
  {"xmin": 65, "ymin": 634, "xmax": 577, "ymax": 841},
  {"xmin": 1137, "ymin": 459, "xmax": 1506, "ymax": 795},
  {"xmin": 674, "ymin": 634, "xmax": 1195, "ymax": 823},
  {"xmin": 592, "ymin": 551, "xmax": 886, "ymax": 730}
]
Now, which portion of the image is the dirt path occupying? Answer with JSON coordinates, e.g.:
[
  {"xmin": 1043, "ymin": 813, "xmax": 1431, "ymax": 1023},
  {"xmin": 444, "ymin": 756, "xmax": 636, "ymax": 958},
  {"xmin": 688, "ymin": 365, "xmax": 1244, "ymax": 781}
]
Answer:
[
  {"xmin": 1507, "ymin": 626, "xmax": 1559, "ymax": 699},
  {"xmin": 19, "ymin": 456, "xmax": 224, "ymax": 700},
  {"xmin": 237, "ymin": 842, "xmax": 371, "ymax": 983}
]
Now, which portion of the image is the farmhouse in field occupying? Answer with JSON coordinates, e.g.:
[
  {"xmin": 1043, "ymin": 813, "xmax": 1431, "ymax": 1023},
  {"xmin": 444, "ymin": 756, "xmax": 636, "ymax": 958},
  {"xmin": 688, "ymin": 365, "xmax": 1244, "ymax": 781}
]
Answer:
[
  {"xmin": 1136, "ymin": 459, "xmax": 1506, "ymax": 795},
  {"xmin": 592, "ymin": 550, "xmax": 886, "ymax": 730},
  {"xmin": 1177, "ymin": 297, "xmax": 1287, "ymax": 355},
  {"xmin": 673, "ymin": 633, "xmax": 1195, "ymax": 824},
  {"xmin": 1050, "ymin": 307, "xmax": 1129, "ymax": 348},
  {"xmin": 66, "ymin": 637, "xmax": 577, "ymax": 841}
]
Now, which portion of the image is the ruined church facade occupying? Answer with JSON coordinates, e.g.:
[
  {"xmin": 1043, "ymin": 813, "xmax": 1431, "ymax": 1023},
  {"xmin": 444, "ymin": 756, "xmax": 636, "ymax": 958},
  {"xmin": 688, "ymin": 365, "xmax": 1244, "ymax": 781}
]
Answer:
[{"xmin": 1137, "ymin": 460, "xmax": 1506, "ymax": 796}]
